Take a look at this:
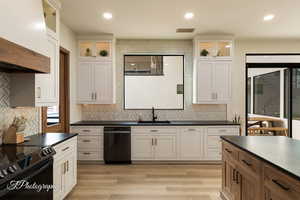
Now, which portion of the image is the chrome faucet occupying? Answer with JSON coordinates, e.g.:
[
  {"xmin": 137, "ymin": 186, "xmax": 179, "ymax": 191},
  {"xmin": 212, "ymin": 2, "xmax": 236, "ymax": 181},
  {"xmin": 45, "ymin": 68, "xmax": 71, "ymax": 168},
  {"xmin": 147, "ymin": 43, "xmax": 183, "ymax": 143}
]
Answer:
[{"xmin": 152, "ymin": 107, "xmax": 158, "ymax": 122}]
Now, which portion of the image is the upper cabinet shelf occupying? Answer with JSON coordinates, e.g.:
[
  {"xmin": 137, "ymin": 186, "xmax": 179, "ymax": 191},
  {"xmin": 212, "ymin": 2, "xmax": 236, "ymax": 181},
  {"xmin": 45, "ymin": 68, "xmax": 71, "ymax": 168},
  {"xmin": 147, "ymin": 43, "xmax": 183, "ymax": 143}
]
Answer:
[
  {"xmin": 195, "ymin": 40, "xmax": 233, "ymax": 60},
  {"xmin": 79, "ymin": 40, "xmax": 113, "ymax": 61}
]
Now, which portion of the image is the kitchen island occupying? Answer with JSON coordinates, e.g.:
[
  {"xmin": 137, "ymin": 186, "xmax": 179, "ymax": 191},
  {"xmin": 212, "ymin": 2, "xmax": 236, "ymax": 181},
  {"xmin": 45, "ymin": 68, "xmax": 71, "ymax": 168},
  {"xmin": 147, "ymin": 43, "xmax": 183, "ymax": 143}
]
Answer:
[{"xmin": 220, "ymin": 136, "xmax": 300, "ymax": 200}]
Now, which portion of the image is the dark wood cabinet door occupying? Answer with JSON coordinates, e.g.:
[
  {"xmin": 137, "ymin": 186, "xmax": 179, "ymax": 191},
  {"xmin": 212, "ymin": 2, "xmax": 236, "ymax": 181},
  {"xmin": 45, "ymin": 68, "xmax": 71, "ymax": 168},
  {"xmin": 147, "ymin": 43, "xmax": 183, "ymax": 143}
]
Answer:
[
  {"xmin": 222, "ymin": 155, "xmax": 239, "ymax": 199},
  {"xmin": 239, "ymin": 171, "xmax": 261, "ymax": 200}
]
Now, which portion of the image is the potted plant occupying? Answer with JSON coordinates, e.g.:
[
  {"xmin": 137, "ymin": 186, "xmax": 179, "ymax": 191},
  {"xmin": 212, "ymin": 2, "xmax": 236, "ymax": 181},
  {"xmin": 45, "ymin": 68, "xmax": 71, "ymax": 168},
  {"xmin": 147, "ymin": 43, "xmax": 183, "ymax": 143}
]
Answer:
[
  {"xmin": 99, "ymin": 50, "xmax": 108, "ymax": 57},
  {"xmin": 200, "ymin": 49, "xmax": 209, "ymax": 56}
]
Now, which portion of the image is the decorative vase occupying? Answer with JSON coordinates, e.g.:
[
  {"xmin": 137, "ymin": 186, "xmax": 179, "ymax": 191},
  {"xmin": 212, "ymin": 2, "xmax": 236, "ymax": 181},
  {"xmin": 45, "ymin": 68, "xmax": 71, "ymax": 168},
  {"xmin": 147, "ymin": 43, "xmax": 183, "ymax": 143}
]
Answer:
[{"xmin": 85, "ymin": 48, "xmax": 92, "ymax": 56}]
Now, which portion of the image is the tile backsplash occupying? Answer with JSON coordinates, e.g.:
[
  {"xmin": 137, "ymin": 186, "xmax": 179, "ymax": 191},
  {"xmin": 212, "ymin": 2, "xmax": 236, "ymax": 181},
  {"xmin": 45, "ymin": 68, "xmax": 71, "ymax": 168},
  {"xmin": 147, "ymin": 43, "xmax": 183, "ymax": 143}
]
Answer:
[
  {"xmin": 82, "ymin": 39, "xmax": 227, "ymax": 121},
  {"xmin": 0, "ymin": 72, "xmax": 40, "ymax": 137}
]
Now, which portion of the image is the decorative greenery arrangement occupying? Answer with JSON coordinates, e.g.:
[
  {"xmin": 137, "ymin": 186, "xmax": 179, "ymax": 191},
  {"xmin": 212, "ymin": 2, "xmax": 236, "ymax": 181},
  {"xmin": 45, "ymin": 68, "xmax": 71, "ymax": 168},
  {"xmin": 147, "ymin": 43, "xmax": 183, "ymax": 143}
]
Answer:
[
  {"xmin": 200, "ymin": 49, "xmax": 209, "ymax": 56},
  {"xmin": 99, "ymin": 50, "xmax": 108, "ymax": 57},
  {"xmin": 85, "ymin": 48, "xmax": 92, "ymax": 56},
  {"xmin": 12, "ymin": 116, "xmax": 27, "ymax": 132}
]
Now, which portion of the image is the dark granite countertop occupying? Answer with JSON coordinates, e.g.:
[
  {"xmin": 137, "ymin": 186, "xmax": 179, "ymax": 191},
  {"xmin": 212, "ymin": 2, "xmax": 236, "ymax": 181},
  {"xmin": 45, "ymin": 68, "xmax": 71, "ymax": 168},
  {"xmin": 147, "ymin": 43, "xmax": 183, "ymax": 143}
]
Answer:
[
  {"xmin": 71, "ymin": 120, "xmax": 240, "ymax": 126},
  {"xmin": 17, "ymin": 133, "xmax": 78, "ymax": 147},
  {"xmin": 221, "ymin": 136, "xmax": 300, "ymax": 180}
]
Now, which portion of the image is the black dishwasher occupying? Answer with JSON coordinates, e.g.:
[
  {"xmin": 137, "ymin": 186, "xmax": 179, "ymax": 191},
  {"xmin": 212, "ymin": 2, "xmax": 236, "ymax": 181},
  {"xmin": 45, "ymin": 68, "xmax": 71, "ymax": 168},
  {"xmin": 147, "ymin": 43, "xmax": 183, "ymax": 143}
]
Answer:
[{"xmin": 104, "ymin": 127, "xmax": 131, "ymax": 164}]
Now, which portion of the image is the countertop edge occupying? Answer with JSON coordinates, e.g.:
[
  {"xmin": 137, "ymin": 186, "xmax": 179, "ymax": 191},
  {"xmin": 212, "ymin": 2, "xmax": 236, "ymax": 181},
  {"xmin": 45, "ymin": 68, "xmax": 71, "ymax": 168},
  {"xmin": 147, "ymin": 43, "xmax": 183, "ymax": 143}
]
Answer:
[
  {"xmin": 50, "ymin": 133, "xmax": 78, "ymax": 147},
  {"xmin": 70, "ymin": 121, "xmax": 240, "ymax": 126},
  {"xmin": 221, "ymin": 136, "xmax": 300, "ymax": 181}
]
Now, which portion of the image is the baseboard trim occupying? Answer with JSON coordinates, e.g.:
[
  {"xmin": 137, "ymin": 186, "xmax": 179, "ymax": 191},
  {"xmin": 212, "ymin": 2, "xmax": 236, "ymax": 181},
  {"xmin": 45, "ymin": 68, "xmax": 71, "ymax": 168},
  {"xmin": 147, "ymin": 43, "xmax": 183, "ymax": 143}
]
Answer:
[{"xmin": 132, "ymin": 160, "xmax": 222, "ymax": 165}]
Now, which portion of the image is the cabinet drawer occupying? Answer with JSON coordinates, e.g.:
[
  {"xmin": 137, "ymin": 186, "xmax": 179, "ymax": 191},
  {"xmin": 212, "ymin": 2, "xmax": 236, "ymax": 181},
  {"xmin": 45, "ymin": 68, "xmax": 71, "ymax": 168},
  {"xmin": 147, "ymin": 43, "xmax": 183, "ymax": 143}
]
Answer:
[
  {"xmin": 264, "ymin": 164, "xmax": 300, "ymax": 200},
  {"xmin": 207, "ymin": 127, "xmax": 239, "ymax": 136},
  {"xmin": 222, "ymin": 141, "xmax": 238, "ymax": 160},
  {"xmin": 71, "ymin": 126, "xmax": 103, "ymax": 135},
  {"xmin": 53, "ymin": 136, "xmax": 77, "ymax": 160},
  {"xmin": 78, "ymin": 151, "xmax": 102, "ymax": 161},
  {"xmin": 182, "ymin": 127, "xmax": 203, "ymax": 133},
  {"xmin": 238, "ymin": 150, "xmax": 262, "ymax": 176},
  {"xmin": 132, "ymin": 127, "xmax": 177, "ymax": 134},
  {"xmin": 78, "ymin": 136, "xmax": 102, "ymax": 150}
]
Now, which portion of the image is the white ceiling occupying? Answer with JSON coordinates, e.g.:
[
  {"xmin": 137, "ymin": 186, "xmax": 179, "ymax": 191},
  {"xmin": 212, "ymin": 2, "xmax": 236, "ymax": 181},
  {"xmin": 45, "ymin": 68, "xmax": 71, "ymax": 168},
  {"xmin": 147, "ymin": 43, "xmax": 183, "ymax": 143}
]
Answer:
[{"xmin": 60, "ymin": 0, "xmax": 300, "ymax": 39}]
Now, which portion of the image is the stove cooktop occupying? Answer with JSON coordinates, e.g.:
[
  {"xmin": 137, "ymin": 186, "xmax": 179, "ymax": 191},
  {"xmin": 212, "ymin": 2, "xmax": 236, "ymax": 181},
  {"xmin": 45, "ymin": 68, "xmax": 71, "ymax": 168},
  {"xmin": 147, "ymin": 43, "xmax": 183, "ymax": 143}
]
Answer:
[{"xmin": 0, "ymin": 145, "xmax": 55, "ymax": 185}]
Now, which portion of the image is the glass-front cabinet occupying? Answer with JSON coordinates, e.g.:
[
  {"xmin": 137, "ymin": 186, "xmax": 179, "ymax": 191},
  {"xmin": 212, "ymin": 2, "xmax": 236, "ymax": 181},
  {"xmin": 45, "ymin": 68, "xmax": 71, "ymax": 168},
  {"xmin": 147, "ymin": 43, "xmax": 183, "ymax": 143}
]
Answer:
[
  {"xmin": 79, "ymin": 40, "xmax": 112, "ymax": 60},
  {"xmin": 196, "ymin": 40, "xmax": 232, "ymax": 59},
  {"xmin": 42, "ymin": 0, "xmax": 59, "ymax": 38}
]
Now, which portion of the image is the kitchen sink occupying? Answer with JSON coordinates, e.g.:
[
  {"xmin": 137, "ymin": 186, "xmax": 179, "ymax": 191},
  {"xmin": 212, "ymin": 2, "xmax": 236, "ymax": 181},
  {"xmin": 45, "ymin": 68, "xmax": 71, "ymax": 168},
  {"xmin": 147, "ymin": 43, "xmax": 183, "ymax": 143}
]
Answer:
[{"xmin": 138, "ymin": 120, "xmax": 171, "ymax": 124}]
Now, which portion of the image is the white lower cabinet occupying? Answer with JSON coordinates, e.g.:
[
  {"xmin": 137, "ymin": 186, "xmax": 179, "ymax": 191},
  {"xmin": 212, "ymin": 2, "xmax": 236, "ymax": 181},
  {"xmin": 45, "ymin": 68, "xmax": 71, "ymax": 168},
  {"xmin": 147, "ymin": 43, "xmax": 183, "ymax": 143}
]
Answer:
[
  {"xmin": 154, "ymin": 134, "xmax": 177, "ymax": 160},
  {"xmin": 132, "ymin": 126, "xmax": 240, "ymax": 161},
  {"xmin": 71, "ymin": 125, "xmax": 239, "ymax": 162},
  {"xmin": 70, "ymin": 126, "xmax": 104, "ymax": 161},
  {"xmin": 203, "ymin": 127, "xmax": 240, "ymax": 160},
  {"xmin": 131, "ymin": 127, "xmax": 177, "ymax": 160},
  {"xmin": 131, "ymin": 134, "xmax": 153, "ymax": 160},
  {"xmin": 179, "ymin": 128, "xmax": 203, "ymax": 160},
  {"xmin": 53, "ymin": 136, "xmax": 77, "ymax": 200}
]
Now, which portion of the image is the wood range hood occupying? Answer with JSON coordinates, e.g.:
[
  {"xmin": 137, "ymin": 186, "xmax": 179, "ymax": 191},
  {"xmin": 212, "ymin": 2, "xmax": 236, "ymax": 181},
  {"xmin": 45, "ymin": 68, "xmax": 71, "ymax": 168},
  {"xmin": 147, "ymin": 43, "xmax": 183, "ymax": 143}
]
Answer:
[{"xmin": 0, "ymin": 37, "xmax": 50, "ymax": 73}]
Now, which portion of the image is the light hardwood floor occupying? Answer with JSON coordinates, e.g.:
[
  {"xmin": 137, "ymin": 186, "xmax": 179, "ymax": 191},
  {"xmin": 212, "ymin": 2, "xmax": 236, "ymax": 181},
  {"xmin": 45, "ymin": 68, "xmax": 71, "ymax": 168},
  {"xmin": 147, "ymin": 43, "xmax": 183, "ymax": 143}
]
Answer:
[{"xmin": 67, "ymin": 164, "xmax": 222, "ymax": 200}]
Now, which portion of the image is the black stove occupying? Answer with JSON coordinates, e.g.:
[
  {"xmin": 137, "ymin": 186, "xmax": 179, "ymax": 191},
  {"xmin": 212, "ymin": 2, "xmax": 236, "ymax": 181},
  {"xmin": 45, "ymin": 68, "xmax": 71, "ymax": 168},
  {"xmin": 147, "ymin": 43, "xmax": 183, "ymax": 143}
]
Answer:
[{"xmin": 0, "ymin": 145, "xmax": 55, "ymax": 199}]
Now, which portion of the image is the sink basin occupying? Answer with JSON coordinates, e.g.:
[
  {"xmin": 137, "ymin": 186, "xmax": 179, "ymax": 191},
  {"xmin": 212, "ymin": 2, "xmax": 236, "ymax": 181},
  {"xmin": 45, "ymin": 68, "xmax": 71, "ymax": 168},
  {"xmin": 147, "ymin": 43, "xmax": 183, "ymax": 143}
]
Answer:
[{"xmin": 138, "ymin": 120, "xmax": 171, "ymax": 124}]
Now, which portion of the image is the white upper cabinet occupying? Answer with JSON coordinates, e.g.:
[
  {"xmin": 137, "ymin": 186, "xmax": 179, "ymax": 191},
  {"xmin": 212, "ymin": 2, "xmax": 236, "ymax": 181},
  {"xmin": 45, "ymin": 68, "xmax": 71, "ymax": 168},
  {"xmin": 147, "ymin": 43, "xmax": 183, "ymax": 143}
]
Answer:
[
  {"xmin": 77, "ymin": 36, "xmax": 116, "ymax": 105},
  {"xmin": 35, "ymin": 35, "xmax": 59, "ymax": 106},
  {"xmin": 94, "ymin": 62, "xmax": 115, "ymax": 104},
  {"xmin": 194, "ymin": 60, "xmax": 231, "ymax": 104},
  {"xmin": 77, "ymin": 62, "xmax": 116, "ymax": 104},
  {"xmin": 35, "ymin": 0, "xmax": 60, "ymax": 106},
  {"xmin": 77, "ymin": 62, "xmax": 94, "ymax": 103},
  {"xmin": 193, "ymin": 36, "xmax": 233, "ymax": 104}
]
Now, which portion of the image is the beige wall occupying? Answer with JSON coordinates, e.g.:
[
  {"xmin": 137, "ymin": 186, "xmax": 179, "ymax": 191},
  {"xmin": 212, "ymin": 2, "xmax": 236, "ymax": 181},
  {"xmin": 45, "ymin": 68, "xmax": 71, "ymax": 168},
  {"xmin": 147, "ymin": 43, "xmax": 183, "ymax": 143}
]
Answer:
[
  {"xmin": 228, "ymin": 39, "xmax": 300, "ymax": 134},
  {"xmin": 59, "ymin": 23, "xmax": 81, "ymax": 123}
]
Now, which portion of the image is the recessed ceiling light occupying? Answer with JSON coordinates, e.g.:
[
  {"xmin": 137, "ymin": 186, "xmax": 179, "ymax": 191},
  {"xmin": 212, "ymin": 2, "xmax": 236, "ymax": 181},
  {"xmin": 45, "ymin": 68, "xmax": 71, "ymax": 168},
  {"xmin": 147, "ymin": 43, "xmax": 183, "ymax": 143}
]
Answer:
[
  {"xmin": 263, "ymin": 14, "xmax": 275, "ymax": 21},
  {"xmin": 103, "ymin": 12, "xmax": 113, "ymax": 20},
  {"xmin": 184, "ymin": 12, "xmax": 194, "ymax": 20}
]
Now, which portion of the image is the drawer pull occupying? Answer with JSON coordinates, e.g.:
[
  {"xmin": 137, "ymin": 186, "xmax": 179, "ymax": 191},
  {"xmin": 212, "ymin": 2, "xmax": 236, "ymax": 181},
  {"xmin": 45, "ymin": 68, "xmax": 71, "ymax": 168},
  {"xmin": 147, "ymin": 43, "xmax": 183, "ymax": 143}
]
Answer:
[
  {"xmin": 150, "ymin": 130, "xmax": 158, "ymax": 132},
  {"xmin": 82, "ymin": 140, "xmax": 91, "ymax": 142},
  {"xmin": 62, "ymin": 147, "xmax": 70, "ymax": 152},
  {"xmin": 82, "ymin": 130, "xmax": 91, "ymax": 132},
  {"xmin": 242, "ymin": 159, "xmax": 252, "ymax": 167},
  {"xmin": 225, "ymin": 148, "xmax": 232, "ymax": 154},
  {"xmin": 83, "ymin": 152, "xmax": 91, "ymax": 155},
  {"xmin": 272, "ymin": 179, "xmax": 290, "ymax": 191},
  {"xmin": 188, "ymin": 129, "xmax": 196, "ymax": 131},
  {"xmin": 236, "ymin": 171, "xmax": 239, "ymax": 184},
  {"xmin": 232, "ymin": 169, "xmax": 236, "ymax": 181},
  {"xmin": 219, "ymin": 129, "xmax": 227, "ymax": 132}
]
